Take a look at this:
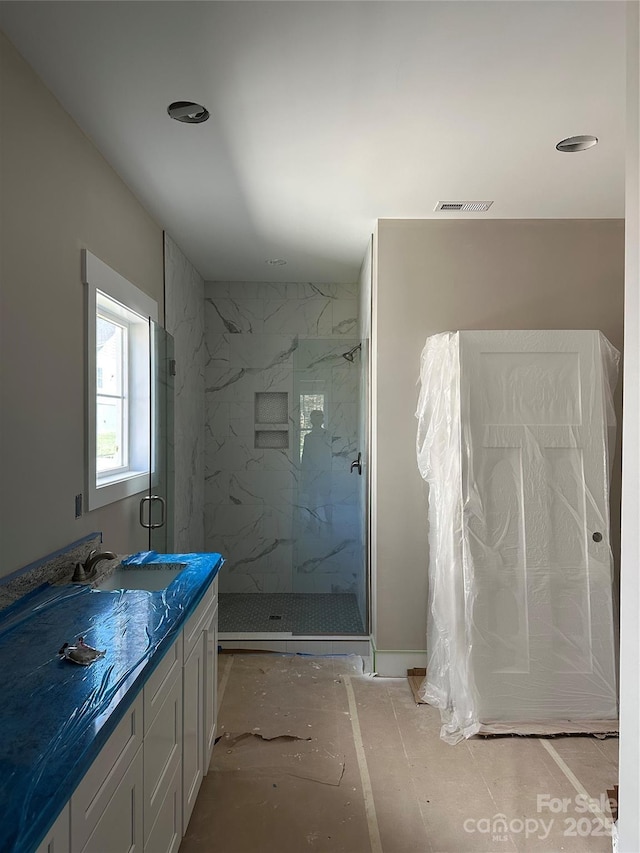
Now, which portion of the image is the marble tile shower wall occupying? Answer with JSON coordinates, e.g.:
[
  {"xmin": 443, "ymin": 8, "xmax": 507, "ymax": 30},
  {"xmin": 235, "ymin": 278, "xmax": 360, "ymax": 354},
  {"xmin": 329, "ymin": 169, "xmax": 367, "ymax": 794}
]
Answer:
[{"xmin": 204, "ymin": 281, "xmax": 362, "ymax": 597}]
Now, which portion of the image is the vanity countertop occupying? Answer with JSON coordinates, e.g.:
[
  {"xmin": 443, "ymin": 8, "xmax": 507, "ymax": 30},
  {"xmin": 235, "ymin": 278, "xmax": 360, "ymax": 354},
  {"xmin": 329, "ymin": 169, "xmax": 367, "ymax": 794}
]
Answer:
[{"xmin": 0, "ymin": 550, "xmax": 223, "ymax": 853}]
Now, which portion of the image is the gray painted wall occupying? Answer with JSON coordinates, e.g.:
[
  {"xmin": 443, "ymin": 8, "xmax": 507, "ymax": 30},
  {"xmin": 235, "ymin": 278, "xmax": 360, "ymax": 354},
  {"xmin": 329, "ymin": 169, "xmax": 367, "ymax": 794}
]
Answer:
[
  {"xmin": 0, "ymin": 33, "xmax": 164, "ymax": 576},
  {"xmin": 372, "ymin": 218, "xmax": 625, "ymax": 659}
]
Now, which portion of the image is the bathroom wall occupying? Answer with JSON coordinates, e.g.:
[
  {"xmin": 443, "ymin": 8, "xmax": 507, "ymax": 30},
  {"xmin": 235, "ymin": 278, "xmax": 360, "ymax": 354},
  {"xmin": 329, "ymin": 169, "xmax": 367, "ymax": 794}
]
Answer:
[
  {"xmin": 0, "ymin": 32, "xmax": 164, "ymax": 577},
  {"xmin": 372, "ymin": 218, "xmax": 625, "ymax": 673},
  {"xmin": 619, "ymin": 6, "xmax": 640, "ymax": 848},
  {"xmin": 203, "ymin": 281, "xmax": 362, "ymax": 598},
  {"xmin": 164, "ymin": 235, "xmax": 205, "ymax": 551}
]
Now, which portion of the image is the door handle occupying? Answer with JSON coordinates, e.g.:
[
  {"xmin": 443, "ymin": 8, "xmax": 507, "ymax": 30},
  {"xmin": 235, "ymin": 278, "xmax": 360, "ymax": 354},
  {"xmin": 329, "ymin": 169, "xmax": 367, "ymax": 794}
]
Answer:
[
  {"xmin": 350, "ymin": 452, "xmax": 362, "ymax": 475},
  {"xmin": 139, "ymin": 495, "xmax": 166, "ymax": 529},
  {"xmin": 151, "ymin": 495, "xmax": 166, "ymax": 529},
  {"xmin": 140, "ymin": 496, "xmax": 151, "ymax": 529}
]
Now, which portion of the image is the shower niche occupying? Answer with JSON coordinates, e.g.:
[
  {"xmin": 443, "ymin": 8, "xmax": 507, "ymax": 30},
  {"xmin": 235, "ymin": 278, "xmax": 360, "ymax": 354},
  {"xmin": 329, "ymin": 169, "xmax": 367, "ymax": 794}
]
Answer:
[{"xmin": 254, "ymin": 392, "xmax": 289, "ymax": 449}]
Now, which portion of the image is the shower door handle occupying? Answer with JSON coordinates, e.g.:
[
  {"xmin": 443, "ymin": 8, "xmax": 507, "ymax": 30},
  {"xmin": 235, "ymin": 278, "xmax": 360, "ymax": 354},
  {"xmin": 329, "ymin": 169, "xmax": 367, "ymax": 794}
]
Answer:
[
  {"xmin": 350, "ymin": 452, "xmax": 362, "ymax": 475},
  {"xmin": 140, "ymin": 495, "xmax": 166, "ymax": 529}
]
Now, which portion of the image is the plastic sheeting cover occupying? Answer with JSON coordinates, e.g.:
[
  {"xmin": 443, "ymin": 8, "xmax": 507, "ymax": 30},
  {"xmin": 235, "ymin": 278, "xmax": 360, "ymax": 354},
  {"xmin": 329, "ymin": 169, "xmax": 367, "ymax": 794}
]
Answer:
[
  {"xmin": 0, "ymin": 550, "xmax": 223, "ymax": 853},
  {"xmin": 415, "ymin": 330, "xmax": 619, "ymax": 744}
]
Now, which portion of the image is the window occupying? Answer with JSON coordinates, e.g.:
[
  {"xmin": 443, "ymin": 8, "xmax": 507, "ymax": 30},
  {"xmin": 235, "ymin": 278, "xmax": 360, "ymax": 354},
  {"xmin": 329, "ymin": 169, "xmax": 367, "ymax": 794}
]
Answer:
[
  {"xmin": 96, "ymin": 303, "xmax": 127, "ymax": 475},
  {"xmin": 83, "ymin": 250, "xmax": 158, "ymax": 510},
  {"xmin": 299, "ymin": 387, "xmax": 326, "ymax": 461}
]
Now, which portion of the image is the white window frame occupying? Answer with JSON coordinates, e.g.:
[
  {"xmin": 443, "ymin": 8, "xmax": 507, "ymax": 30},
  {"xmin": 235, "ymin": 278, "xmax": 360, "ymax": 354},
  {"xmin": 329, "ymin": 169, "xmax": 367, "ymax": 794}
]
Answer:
[{"xmin": 83, "ymin": 250, "xmax": 158, "ymax": 511}]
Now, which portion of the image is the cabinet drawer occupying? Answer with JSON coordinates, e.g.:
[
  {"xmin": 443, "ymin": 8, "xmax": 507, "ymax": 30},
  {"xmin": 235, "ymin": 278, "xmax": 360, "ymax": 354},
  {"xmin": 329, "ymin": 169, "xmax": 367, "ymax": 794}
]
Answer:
[
  {"xmin": 144, "ymin": 634, "xmax": 183, "ymax": 734},
  {"xmin": 71, "ymin": 693, "xmax": 143, "ymax": 852},
  {"xmin": 183, "ymin": 579, "xmax": 217, "ymax": 663}
]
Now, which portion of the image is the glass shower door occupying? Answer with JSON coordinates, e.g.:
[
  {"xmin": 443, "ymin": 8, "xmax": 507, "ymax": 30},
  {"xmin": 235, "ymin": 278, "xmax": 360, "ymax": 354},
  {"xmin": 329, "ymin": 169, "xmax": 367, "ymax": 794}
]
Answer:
[
  {"xmin": 140, "ymin": 321, "xmax": 175, "ymax": 552},
  {"xmin": 292, "ymin": 338, "xmax": 367, "ymax": 634}
]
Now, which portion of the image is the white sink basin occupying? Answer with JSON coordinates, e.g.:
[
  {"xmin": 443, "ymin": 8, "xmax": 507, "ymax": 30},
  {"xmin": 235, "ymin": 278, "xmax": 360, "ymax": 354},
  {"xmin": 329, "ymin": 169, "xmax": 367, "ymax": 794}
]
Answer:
[{"xmin": 96, "ymin": 562, "xmax": 188, "ymax": 592}]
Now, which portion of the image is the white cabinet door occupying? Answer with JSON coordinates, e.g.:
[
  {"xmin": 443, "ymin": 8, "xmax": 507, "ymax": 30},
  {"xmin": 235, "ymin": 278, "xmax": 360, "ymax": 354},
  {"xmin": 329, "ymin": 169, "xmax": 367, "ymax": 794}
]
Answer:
[
  {"xmin": 144, "ymin": 670, "xmax": 182, "ymax": 844},
  {"xmin": 182, "ymin": 634, "xmax": 204, "ymax": 834},
  {"xmin": 71, "ymin": 694, "xmax": 143, "ymax": 852},
  {"xmin": 81, "ymin": 747, "xmax": 144, "ymax": 853},
  {"xmin": 204, "ymin": 602, "xmax": 219, "ymax": 772},
  {"xmin": 35, "ymin": 804, "xmax": 70, "ymax": 853},
  {"xmin": 460, "ymin": 330, "xmax": 617, "ymax": 721},
  {"xmin": 144, "ymin": 761, "xmax": 181, "ymax": 853}
]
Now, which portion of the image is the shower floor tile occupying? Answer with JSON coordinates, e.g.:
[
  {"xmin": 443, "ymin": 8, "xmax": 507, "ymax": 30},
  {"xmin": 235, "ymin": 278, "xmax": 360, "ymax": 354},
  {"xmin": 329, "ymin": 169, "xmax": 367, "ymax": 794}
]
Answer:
[{"xmin": 219, "ymin": 593, "xmax": 365, "ymax": 635}]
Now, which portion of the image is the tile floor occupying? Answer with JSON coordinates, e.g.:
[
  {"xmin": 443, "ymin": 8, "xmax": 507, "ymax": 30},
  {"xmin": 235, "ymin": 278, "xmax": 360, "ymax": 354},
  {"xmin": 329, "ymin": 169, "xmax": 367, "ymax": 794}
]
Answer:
[
  {"xmin": 180, "ymin": 654, "xmax": 618, "ymax": 853},
  {"xmin": 218, "ymin": 593, "xmax": 366, "ymax": 635}
]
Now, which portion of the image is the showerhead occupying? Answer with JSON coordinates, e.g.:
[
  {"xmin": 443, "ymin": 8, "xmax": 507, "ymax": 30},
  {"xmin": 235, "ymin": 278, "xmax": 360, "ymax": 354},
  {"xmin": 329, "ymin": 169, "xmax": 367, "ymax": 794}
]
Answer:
[{"xmin": 342, "ymin": 343, "xmax": 361, "ymax": 362}]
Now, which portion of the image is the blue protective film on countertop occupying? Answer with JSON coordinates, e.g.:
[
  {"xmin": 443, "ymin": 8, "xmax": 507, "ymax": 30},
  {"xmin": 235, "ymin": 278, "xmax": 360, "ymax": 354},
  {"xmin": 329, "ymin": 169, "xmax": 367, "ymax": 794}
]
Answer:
[{"xmin": 0, "ymin": 551, "xmax": 223, "ymax": 853}]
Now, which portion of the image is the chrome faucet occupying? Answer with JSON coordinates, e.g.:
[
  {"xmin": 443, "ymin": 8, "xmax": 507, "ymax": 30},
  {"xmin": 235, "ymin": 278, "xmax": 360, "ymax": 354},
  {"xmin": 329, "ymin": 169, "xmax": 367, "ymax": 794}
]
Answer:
[{"xmin": 72, "ymin": 549, "xmax": 118, "ymax": 582}]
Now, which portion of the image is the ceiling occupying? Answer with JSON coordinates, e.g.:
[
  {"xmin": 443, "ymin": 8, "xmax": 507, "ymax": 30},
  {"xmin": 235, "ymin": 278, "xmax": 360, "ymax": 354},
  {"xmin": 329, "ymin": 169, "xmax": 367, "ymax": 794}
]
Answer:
[{"xmin": 0, "ymin": 1, "xmax": 627, "ymax": 283}]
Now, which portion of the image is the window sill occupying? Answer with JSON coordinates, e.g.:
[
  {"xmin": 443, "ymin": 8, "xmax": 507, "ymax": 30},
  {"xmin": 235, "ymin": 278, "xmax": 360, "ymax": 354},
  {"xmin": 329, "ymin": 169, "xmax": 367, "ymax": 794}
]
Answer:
[
  {"xmin": 88, "ymin": 470, "xmax": 149, "ymax": 512},
  {"xmin": 97, "ymin": 469, "xmax": 148, "ymax": 488}
]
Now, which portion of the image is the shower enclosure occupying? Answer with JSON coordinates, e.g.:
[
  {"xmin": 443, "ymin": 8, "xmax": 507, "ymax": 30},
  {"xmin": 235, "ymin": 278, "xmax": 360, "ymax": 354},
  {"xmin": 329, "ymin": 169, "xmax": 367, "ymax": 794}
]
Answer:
[
  {"xmin": 215, "ymin": 335, "xmax": 369, "ymax": 637},
  {"xmin": 290, "ymin": 337, "xmax": 367, "ymax": 633}
]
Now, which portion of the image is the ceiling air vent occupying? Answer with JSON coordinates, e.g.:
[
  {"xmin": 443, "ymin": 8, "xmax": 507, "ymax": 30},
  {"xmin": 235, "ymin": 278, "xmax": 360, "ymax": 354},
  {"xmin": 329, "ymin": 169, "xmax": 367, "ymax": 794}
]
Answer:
[{"xmin": 434, "ymin": 201, "xmax": 494, "ymax": 212}]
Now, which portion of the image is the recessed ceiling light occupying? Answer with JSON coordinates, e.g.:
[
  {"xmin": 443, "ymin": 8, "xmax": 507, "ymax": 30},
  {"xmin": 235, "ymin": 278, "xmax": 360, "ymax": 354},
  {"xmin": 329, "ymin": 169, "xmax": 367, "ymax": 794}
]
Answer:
[
  {"xmin": 556, "ymin": 135, "xmax": 598, "ymax": 152},
  {"xmin": 167, "ymin": 101, "xmax": 209, "ymax": 124},
  {"xmin": 266, "ymin": 259, "xmax": 287, "ymax": 266}
]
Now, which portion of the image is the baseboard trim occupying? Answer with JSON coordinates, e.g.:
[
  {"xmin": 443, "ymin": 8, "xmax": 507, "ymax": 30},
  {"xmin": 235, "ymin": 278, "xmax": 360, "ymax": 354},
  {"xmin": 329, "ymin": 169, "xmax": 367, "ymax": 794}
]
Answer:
[
  {"xmin": 373, "ymin": 649, "xmax": 428, "ymax": 677},
  {"xmin": 218, "ymin": 635, "xmax": 373, "ymax": 659}
]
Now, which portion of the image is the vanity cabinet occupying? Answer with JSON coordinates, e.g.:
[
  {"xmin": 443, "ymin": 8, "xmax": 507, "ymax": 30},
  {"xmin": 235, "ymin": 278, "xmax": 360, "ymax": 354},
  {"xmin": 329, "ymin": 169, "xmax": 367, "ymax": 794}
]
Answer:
[
  {"xmin": 143, "ymin": 761, "xmax": 182, "ymax": 853},
  {"xmin": 71, "ymin": 694, "xmax": 144, "ymax": 853},
  {"xmin": 143, "ymin": 635, "xmax": 183, "ymax": 853},
  {"xmin": 34, "ymin": 575, "xmax": 219, "ymax": 853},
  {"xmin": 204, "ymin": 599, "xmax": 219, "ymax": 770},
  {"xmin": 183, "ymin": 633, "xmax": 205, "ymax": 832},
  {"xmin": 79, "ymin": 748, "xmax": 144, "ymax": 853},
  {"xmin": 181, "ymin": 575, "xmax": 218, "ymax": 833}
]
